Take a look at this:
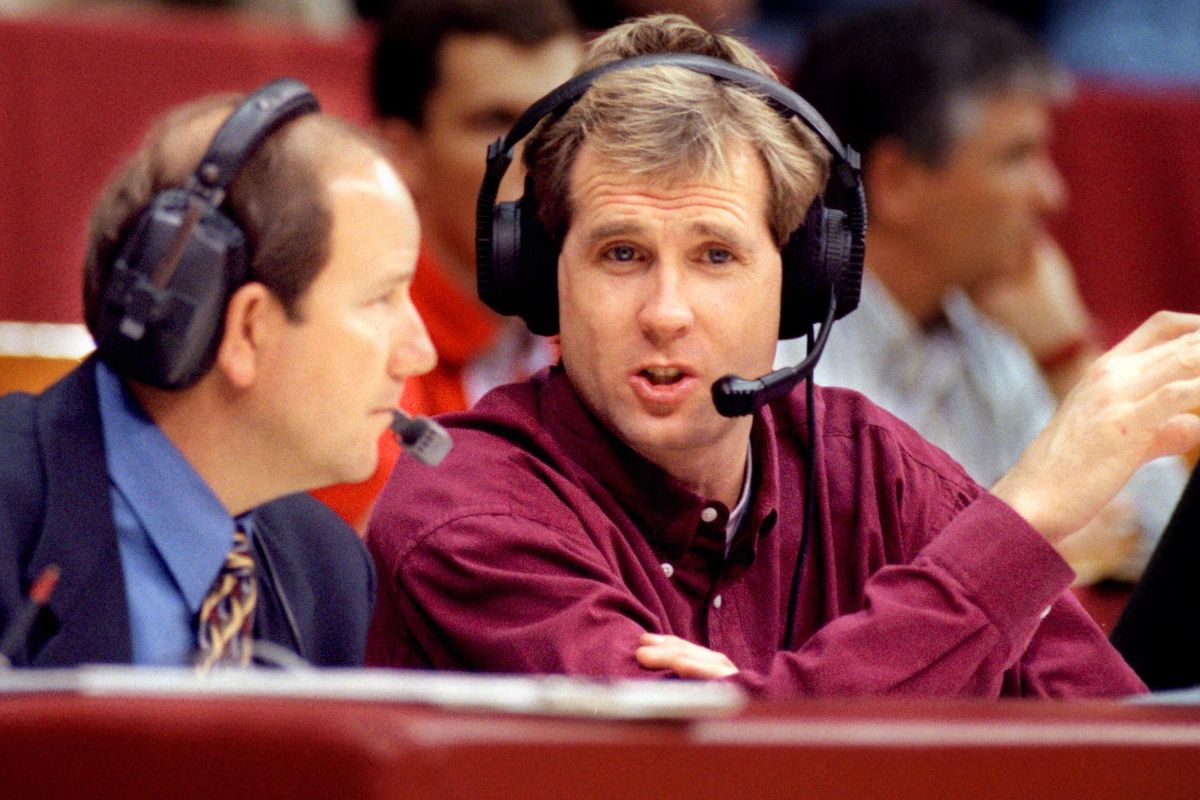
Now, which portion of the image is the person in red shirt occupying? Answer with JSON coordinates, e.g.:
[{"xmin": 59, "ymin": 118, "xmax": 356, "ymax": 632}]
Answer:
[
  {"xmin": 312, "ymin": 0, "xmax": 582, "ymax": 530},
  {"xmin": 366, "ymin": 14, "xmax": 1200, "ymax": 698}
]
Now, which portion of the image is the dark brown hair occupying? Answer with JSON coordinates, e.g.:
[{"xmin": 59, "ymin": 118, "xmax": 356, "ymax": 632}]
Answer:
[{"xmin": 372, "ymin": 0, "xmax": 580, "ymax": 125}]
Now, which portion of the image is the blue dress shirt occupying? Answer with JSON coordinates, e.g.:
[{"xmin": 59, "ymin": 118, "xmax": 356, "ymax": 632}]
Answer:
[{"xmin": 95, "ymin": 362, "xmax": 245, "ymax": 665}]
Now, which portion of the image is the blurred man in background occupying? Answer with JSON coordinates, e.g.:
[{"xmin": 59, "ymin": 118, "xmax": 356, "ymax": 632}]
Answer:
[
  {"xmin": 373, "ymin": 0, "xmax": 581, "ymax": 415},
  {"xmin": 778, "ymin": 1, "xmax": 1188, "ymax": 585},
  {"xmin": 314, "ymin": 0, "xmax": 582, "ymax": 530}
]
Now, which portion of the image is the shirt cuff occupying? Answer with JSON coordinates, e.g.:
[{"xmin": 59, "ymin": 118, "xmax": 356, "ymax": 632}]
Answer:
[{"xmin": 919, "ymin": 492, "xmax": 1075, "ymax": 645}]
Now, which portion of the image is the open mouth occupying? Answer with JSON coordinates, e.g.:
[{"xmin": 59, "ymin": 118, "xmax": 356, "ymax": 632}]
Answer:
[{"xmin": 640, "ymin": 366, "xmax": 686, "ymax": 386}]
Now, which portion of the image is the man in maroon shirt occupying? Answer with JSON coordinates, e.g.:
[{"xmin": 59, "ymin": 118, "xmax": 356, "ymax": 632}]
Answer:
[{"xmin": 366, "ymin": 14, "xmax": 1200, "ymax": 698}]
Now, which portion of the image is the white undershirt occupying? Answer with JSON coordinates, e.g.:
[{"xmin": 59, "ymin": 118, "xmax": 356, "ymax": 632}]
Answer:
[{"xmin": 725, "ymin": 442, "xmax": 753, "ymax": 556}]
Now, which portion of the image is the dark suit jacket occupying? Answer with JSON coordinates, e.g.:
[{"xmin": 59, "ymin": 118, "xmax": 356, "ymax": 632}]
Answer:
[{"xmin": 0, "ymin": 358, "xmax": 375, "ymax": 667}]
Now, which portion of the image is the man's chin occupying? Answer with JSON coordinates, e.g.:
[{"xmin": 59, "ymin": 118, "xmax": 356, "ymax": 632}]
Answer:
[
  {"xmin": 337, "ymin": 451, "xmax": 382, "ymax": 487},
  {"xmin": 616, "ymin": 412, "xmax": 734, "ymax": 464}
]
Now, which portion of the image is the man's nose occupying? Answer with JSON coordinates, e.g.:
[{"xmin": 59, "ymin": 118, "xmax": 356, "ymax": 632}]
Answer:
[
  {"xmin": 1036, "ymin": 154, "xmax": 1068, "ymax": 215},
  {"xmin": 637, "ymin": 263, "xmax": 694, "ymax": 343},
  {"xmin": 390, "ymin": 302, "xmax": 437, "ymax": 380}
]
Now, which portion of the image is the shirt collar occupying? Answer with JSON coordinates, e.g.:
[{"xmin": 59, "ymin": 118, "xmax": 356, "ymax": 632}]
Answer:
[
  {"xmin": 853, "ymin": 273, "xmax": 982, "ymax": 396},
  {"xmin": 857, "ymin": 271, "xmax": 925, "ymax": 356},
  {"xmin": 539, "ymin": 368, "xmax": 781, "ymax": 562},
  {"xmin": 725, "ymin": 443, "xmax": 754, "ymax": 554},
  {"xmin": 941, "ymin": 286, "xmax": 998, "ymax": 349},
  {"xmin": 858, "ymin": 271, "xmax": 992, "ymax": 350},
  {"xmin": 95, "ymin": 361, "xmax": 239, "ymax": 612}
]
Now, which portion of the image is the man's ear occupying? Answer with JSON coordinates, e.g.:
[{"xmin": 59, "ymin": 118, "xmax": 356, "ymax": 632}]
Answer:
[
  {"xmin": 375, "ymin": 117, "xmax": 427, "ymax": 200},
  {"xmin": 863, "ymin": 137, "xmax": 931, "ymax": 229},
  {"xmin": 213, "ymin": 282, "xmax": 281, "ymax": 389}
]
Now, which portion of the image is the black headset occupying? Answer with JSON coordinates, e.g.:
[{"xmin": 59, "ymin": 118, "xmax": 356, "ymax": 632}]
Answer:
[
  {"xmin": 475, "ymin": 53, "xmax": 866, "ymax": 342},
  {"xmin": 94, "ymin": 78, "xmax": 320, "ymax": 390}
]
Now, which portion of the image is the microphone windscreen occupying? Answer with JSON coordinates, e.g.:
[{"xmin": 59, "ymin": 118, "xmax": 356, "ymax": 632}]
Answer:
[
  {"xmin": 712, "ymin": 367, "xmax": 806, "ymax": 418},
  {"xmin": 712, "ymin": 375, "xmax": 767, "ymax": 417},
  {"xmin": 390, "ymin": 410, "xmax": 453, "ymax": 466},
  {"xmin": 710, "ymin": 295, "xmax": 840, "ymax": 418}
]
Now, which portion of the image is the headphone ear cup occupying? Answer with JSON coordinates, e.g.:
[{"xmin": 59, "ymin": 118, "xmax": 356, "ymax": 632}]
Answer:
[
  {"xmin": 778, "ymin": 223, "xmax": 814, "ymax": 339},
  {"xmin": 516, "ymin": 190, "xmax": 561, "ymax": 336},
  {"xmin": 836, "ymin": 183, "xmax": 867, "ymax": 321},
  {"xmin": 478, "ymin": 176, "xmax": 562, "ymax": 336},
  {"xmin": 93, "ymin": 78, "xmax": 317, "ymax": 390},
  {"xmin": 95, "ymin": 189, "xmax": 249, "ymax": 389},
  {"xmin": 779, "ymin": 195, "xmax": 863, "ymax": 339},
  {"xmin": 477, "ymin": 198, "xmax": 523, "ymax": 318},
  {"xmin": 779, "ymin": 198, "xmax": 834, "ymax": 338}
]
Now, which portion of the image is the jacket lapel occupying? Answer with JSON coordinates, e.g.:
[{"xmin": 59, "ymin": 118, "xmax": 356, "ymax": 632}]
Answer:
[{"xmin": 27, "ymin": 359, "xmax": 132, "ymax": 665}]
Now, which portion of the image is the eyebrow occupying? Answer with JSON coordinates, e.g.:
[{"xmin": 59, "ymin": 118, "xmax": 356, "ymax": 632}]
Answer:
[
  {"xmin": 371, "ymin": 262, "xmax": 417, "ymax": 291},
  {"xmin": 580, "ymin": 221, "xmax": 644, "ymax": 246},
  {"xmin": 690, "ymin": 221, "xmax": 748, "ymax": 247},
  {"xmin": 579, "ymin": 220, "xmax": 751, "ymax": 248}
]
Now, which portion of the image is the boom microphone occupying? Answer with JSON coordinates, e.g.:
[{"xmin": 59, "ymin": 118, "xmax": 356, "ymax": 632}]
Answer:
[
  {"xmin": 712, "ymin": 294, "xmax": 838, "ymax": 418},
  {"xmin": 390, "ymin": 410, "xmax": 453, "ymax": 466}
]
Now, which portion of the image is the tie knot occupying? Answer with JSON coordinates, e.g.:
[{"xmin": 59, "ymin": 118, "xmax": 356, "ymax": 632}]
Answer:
[
  {"xmin": 222, "ymin": 528, "xmax": 254, "ymax": 577},
  {"xmin": 196, "ymin": 526, "xmax": 258, "ymax": 672}
]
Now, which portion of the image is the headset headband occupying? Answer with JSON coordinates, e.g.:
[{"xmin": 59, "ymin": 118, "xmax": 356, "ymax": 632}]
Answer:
[
  {"xmin": 497, "ymin": 53, "xmax": 855, "ymax": 166},
  {"xmin": 191, "ymin": 79, "xmax": 320, "ymax": 203},
  {"xmin": 95, "ymin": 78, "xmax": 321, "ymax": 390},
  {"xmin": 475, "ymin": 50, "xmax": 866, "ymax": 345}
]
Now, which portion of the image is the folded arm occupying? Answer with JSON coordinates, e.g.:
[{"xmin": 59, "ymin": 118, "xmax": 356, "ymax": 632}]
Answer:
[{"xmin": 374, "ymin": 497, "xmax": 1141, "ymax": 698}]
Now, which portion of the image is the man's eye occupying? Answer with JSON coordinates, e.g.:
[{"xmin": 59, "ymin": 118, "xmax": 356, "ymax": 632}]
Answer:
[
  {"xmin": 372, "ymin": 285, "xmax": 404, "ymax": 307},
  {"xmin": 606, "ymin": 245, "xmax": 638, "ymax": 262},
  {"xmin": 707, "ymin": 248, "xmax": 734, "ymax": 264},
  {"xmin": 467, "ymin": 109, "xmax": 521, "ymax": 135}
]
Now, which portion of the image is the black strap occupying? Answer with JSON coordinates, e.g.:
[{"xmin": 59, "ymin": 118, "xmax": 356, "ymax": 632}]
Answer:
[
  {"xmin": 497, "ymin": 54, "xmax": 858, "ymax": 173},
  {"xmin": 191, "ymin": 78, "xmax": 320, "ymax": 202}
]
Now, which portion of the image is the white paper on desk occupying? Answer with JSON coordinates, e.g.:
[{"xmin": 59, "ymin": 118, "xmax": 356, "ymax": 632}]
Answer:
[
  {"xmin": 1127, "ymin": 685, "xmax": 1200, "ymax": 705},
  {"xmin": 0, "ymin": 666, "xmax": 745, "ymax": 720}
]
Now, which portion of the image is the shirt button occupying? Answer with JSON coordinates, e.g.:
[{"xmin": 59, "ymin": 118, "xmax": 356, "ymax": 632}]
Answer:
[
  {"xmin": 712, "ymin": 594, "xmax": 723, "ymax": 609},
  {"xmin": 700, "ymin": 506, "xmax": 718, "ymax": 523},
  {"xmin": 661, "ymin": 563, "xmax": 674, "ymax": 579}
]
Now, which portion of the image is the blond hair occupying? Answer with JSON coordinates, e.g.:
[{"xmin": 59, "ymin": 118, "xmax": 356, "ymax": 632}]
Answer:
[{"xmin": 524, "ymin": 13, "xmax": 831, "ymax": 248}]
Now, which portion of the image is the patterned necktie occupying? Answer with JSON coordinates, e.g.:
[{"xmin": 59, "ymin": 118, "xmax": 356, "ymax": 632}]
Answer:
[{"xmin": 195, "ymin": 527, "xmax": 257, "ymax": 672}]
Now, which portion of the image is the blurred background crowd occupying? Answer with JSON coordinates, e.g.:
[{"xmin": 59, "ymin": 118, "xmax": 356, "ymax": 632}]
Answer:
[{"xmin": 6, "ymin": 0, "xmax": 1200, "ymax": 88}]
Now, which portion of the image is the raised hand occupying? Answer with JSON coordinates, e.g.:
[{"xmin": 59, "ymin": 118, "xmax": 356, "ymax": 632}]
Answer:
[
  {"xmin": 970, "ymin": 236, "xmax": 1095, "ymax": 361},
  {"xmin": 993, "ymin": 311, "xmax": 1200, "ymax": 545}
]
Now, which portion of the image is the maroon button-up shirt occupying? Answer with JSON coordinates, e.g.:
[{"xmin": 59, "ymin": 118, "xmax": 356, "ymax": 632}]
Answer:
[{"xmin": 366, "ymin": 367, "xmax": 1144, "ymax": 698}]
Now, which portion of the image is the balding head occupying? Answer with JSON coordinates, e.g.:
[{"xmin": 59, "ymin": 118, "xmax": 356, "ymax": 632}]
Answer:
[{"xmin": 83, "ymin": 92, "xmax": 389, "ymax": 337}]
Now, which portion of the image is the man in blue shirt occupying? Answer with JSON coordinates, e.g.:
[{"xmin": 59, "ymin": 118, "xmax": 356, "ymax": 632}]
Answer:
[{"xmin": 0, "ymin": 80, "xmax": 435, "ymax": 668}]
